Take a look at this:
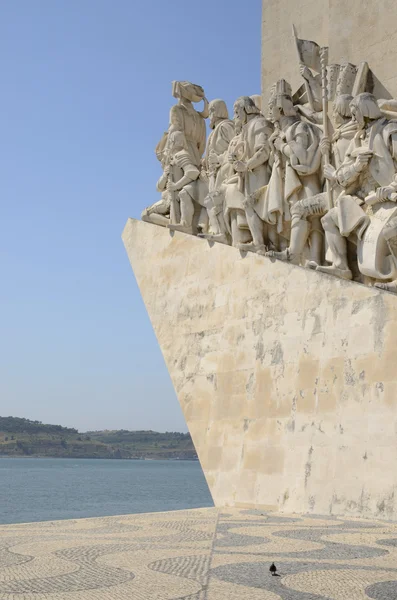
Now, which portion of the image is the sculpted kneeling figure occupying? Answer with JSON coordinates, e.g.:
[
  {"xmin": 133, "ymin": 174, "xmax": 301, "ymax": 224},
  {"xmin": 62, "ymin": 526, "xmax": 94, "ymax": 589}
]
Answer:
[
  {"xmin": 141, "ymin": 132, "xmax": 171, "ymax": 228},
  {"xmin": 142, "ymin": 70, "xmax": 397, "ymax": 296},
  {"xmin": 166, "ymin": 129, "xmax": 210, "ymax": 234}
]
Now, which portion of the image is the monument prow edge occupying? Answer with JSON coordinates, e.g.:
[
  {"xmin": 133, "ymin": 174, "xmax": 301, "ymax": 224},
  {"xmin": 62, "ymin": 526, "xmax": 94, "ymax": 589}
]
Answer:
[{"xmin": 123, "ymin": 217, "xmax": 397, "ymax": 520}]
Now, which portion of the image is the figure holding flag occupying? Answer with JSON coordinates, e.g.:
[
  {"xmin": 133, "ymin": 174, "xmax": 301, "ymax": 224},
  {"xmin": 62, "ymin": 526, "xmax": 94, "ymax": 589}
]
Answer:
[{"xmin": 292, "ymin": 25, "xmax": 323, "ymax": 114}]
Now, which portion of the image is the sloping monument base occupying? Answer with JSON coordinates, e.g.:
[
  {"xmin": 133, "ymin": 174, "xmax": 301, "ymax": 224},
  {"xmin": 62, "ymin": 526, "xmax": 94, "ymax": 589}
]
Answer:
[{"xmin": 123, "ymin": 218, "xmax": 397, "ymax": 520}]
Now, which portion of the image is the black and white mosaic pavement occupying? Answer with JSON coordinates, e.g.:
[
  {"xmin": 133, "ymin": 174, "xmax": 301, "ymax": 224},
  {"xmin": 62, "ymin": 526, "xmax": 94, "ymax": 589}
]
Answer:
[{"xmin": 1, "ymin": 508, "xmax": 397, "ymax": 598}]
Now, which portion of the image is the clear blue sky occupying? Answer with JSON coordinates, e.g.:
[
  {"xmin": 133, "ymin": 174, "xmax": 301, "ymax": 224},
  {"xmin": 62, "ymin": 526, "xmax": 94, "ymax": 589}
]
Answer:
[{"xmin": 1, "ymin": 0, "xmax": 261, "ymax": 432}]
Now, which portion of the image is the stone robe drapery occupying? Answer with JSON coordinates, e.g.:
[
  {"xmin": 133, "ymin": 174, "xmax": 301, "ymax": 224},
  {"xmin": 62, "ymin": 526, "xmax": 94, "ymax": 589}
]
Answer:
[
  {"xmin": 169, "ymin": 103, "xmax": 206, "ymax": 168},
  {"xmin": 204, "ymin": 119, "xmax": 235, "ymax": 190},
  {"xmin": 332, "ymin": 118, "xmax": 397, "ymax": 279},
  {"xmin": 224, "ymin": 116, "xmax": 272, "ymax": 235},
  {"xmin": 332, "ymin": 120, "xmax": 358, "ymax": 169},
  {"xmin": 239, "ymin": 115, "xmax": 272, "ymax": 204},
  {"xmin": 261, "ymin": 119, "xmax": 322, "ymax": 234},
  {"xmin": 283, "ymin": 120, "xmax": 322, "ymax": 203}
]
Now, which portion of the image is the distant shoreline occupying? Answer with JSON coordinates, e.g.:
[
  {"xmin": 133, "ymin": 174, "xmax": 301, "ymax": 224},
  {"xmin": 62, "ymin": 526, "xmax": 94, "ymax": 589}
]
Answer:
[{"xmin": 0, "ymin": 417, "xmax": 198, "ymax": 461}]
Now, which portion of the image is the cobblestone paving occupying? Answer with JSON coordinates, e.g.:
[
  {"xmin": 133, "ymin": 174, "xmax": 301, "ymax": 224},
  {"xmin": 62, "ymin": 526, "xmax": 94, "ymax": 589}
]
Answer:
[{"xmin": 1, "ymin": 508, "xmax": 397, "ymax": 598}]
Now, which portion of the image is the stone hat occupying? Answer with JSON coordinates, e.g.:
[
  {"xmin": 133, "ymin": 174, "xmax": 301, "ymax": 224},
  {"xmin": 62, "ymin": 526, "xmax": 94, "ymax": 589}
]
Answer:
[{"xmin": 172, "ymin": 81, "xmax": 205, "ymax": 103}]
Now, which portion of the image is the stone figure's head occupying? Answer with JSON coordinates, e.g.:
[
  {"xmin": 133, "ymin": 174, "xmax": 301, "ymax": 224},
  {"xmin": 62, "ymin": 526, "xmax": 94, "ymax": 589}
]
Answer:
[
  {"xmin": 233, "ymin": 96, "xmax": 260, "ymax": 132},
  {"xmin": 155, "ymin": 132, "xmax": 169, "ymax": 167},
  {"xmin": 333, "ymin": 94, "xmax": 353, "ymax": 126},
  {"xmin": 350, "ymin": 93, "xmax": 382, "ymax": 128},
  {"xmin": 168, "ymin": 129, "xmax": 187, "ymax": 155},
  {"xmin": 208, "ymin": 99, "xmax": 229, "ymax": 129},
  {"xmin": 167, "ymin": 129, "xmax": 193, "ymax": 169},
  {"xmin": 267, "ymin": 79, "xmax": 295, "ymax": 123},
  {"xmin": 269, "ymin": 94, "xmax": 296, "ymax": 123}
]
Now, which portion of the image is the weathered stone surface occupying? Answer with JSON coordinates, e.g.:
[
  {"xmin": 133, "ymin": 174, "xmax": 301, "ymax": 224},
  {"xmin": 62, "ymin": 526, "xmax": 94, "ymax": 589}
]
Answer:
[{"xmin": 123, "ymin": 218, "xmax": 397, "ymax": 519}]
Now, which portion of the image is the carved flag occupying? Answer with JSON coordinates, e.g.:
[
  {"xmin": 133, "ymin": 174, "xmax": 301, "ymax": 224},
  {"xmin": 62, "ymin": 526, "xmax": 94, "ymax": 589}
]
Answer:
[{"xmin": 292, "ymin": 25, "xmax": 321, "ymax": 73}]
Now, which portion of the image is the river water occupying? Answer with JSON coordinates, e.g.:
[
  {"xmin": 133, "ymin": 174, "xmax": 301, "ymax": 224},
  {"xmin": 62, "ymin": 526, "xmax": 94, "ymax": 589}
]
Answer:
[{"xmin": 0, "ymin": 457, "xmax": 213, "ymax": 524}]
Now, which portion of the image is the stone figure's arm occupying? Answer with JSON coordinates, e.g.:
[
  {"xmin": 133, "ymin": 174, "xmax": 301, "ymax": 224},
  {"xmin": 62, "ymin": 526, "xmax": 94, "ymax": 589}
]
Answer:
[
  {"xmin": 310, "ymin": 74, "xmax": 323, "ymax": 112},
  {"xmin": 226, "ymin": 135, "xmax": 243, "ymax": 165},
  {"xmin": 300, "ymin": 67, "xmax": 322, "ymax": 112},
  {"xmin": 276, "ymin": 124, "xmax": 308, "ymax": 163},
  {"xmin": 280, "ymin": 124, "xmax": 320, "ymax": 175},
  {"xmin": 276, "ymin": 139, "xmax": 291, "ymax": 159},
  {"xmin": 367, "ymin": 166, "xmax": 397, "ymax": 204},
  {"xmin": 247, "ymin": 144, "xmax": 269, "ymax": 170},
  {"xmin": 169, "ymin": 164, "xmax": 200, "ymax": 191},
  {"xmin": 335, "ymin": 154, "xmax": 370, "ymax": 188},
  {"xmin": 227, "ymin": 142, "xmax": 237, "ymax": 164},
  {"xmin": 246, "ymin": 122, "xmax": 270, "ymax": 170},
  {"xmin": 335, "ymin": 161, "xmax": 360, "ymax": 187},
  {"xmin": 295, "ymin": 104, "xmax": 323, "ymax": 124}
]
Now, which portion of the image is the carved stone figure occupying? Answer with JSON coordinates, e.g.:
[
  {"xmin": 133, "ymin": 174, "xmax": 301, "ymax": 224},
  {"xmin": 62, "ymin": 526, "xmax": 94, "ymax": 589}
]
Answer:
[
  {"xmin": 317, "ymin": 93, "xmax": 397, "ymax": 284},
  {"xmin": 169, "ymin": 81, "xmax": 208, "ymax": 168},
  {"xmin": 141, "ymin": 132, "xmax": 171, "ymax": 228},
  {"xmin": 166, "ymin": 130, "xmax": 209, "ymax": 234},
  {"xmin": 141, "ymin": 187, "xmax": 171, "ymax": 228},
  {"xmin": 165, "ymin": 81, "xmax": 209, "ymax": 234},
  {"xmin": 299, "ymin": 65, "xmax": 322, "ymax": 114},
  {"xmin": 223, "ymin": 96, "xmax": 273, "ymax": 253},
  {"xmin": 329, "ymin": 95, "xmax": 357, "ymax": 169},
  {"xmin": 292, "ymin": 27, "xmax": 322, "ymax": 115},
  {"xmin": 198, "ymin": 99, "xmax": 235, "ymax": 244},
  {"xmin": 142, "ymin": 47, "xmax": 397, "ymax": 296},
  {"xmin": 266, "ymin": 94, "xmax": 357, "ymax": 264},
  {"xmin": 265, "ymin": 83, "xmax": 323, "ymax": 264}
]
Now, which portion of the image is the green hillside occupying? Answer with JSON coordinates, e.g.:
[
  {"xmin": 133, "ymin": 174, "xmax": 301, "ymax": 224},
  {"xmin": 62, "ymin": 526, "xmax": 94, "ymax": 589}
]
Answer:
[{"xmin": 0, "ymin": 417, "xmax": 197, "ymax": 460}]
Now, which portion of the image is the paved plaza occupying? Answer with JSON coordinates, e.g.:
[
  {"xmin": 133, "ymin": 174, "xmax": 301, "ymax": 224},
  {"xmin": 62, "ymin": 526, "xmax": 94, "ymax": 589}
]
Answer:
[{"xmin": 1, "ymin": 507, "xmax": 397, "ymax": 599}]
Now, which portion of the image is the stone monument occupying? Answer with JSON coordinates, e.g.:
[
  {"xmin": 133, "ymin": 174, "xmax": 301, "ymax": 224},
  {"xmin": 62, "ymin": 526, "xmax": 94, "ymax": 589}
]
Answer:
[{"xmin": 124, "ymin": 7, "xmax": 397, "ymax": 520}]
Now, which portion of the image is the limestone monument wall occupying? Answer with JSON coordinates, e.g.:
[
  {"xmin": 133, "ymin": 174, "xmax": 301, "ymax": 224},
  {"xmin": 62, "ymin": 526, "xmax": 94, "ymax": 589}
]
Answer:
[
  {"xmin": 123, "ymin": 219, "xmax": 397, "ymax": 520},
  {"xmin": 126, "ymin": 2, "xmax": 397, "ymax": 522},
  {"xmin": 261, "ymin": 0, "xmax": 397, "ymax": 106}
]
